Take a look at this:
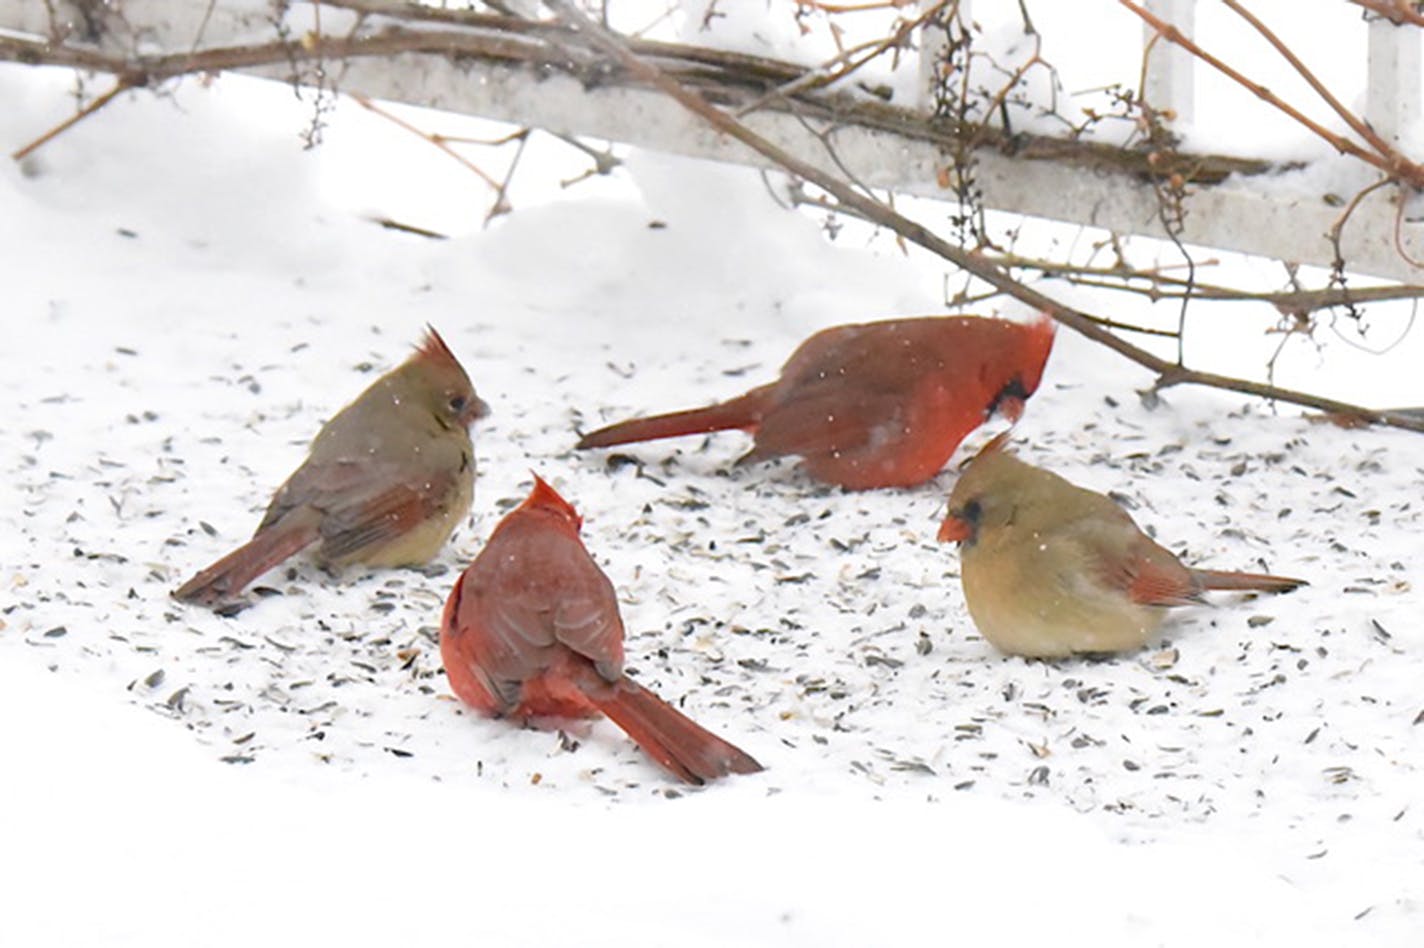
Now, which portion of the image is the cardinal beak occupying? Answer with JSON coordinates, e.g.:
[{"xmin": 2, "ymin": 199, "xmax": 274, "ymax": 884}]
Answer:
[
  {"xmin": 938, "ymin": 512, "xmax": 972, "ymax": 544},
  {"xmin": 462, "ymin": 395, "xmax": 492, "ymax": 426}
]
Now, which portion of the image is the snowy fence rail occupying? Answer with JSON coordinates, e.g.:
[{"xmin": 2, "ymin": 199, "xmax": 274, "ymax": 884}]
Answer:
[{"xmin": 3, "ymin": 0, "xmax": 1422, "ymax": 282}]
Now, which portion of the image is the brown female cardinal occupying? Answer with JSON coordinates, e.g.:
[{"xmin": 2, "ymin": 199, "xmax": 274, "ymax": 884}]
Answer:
[
  {"xmin": 937, "ymin": 437, "xmax": 1306, "ymax": 658},
  {"xmin": 575, "ymin": 315, "xmax": 1055, "ymax": 490},
  {"xmin": 439, "ymin": 475, "xmax": 763, "ymax": 785},
  {"xmin": 174, "ymin": 327, "xmax": 489, "ymax": 606}
]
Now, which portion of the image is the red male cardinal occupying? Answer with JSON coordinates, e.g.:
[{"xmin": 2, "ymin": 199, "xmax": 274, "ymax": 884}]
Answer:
[
  {"xmin": 937, "ymin": 436, "xmax": 1306, "ymax": 657},
  {"xmin": 174, "ymin": 327, "xmax": 489, "ymax": 606},
  {"xmin": 439, "ymin": 475, "xmax": 763, "ymax": 784},
  {"xmin": 576, "ymin": 315, "xmax": 1055, "ymax": 489}
]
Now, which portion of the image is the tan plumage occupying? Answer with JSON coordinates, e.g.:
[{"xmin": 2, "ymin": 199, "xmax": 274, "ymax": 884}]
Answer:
[
  {"xmin": 937, "ymin": 437, "xmax": 1306, "ymax": 657},
  {"xmin": 173, "ymin": 327, "xmax": 489, "ymax": 607}
]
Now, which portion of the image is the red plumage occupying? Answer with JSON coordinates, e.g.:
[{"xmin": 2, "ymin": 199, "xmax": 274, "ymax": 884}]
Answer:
[
  {"xmin": 439, "ymin": 475, "xmax": 763, "ymax": 784},
  {"xmin": 577, "ymin": 315, "xmax": 1055, "ymax": 489}
]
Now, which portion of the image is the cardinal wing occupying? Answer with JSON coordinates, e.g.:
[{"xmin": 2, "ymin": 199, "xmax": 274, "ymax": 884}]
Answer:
[
  {"xmin": 1066, "ymin": 509, "xmax": 1201, "ymax": 607},
  {"xmin": 260, "ymin": 442, "xmax": 465, "ymax": 562},
  {"xmin": 747, "ymin": 383, "xmax": 905, "ymax": 462},
  {"xmin": 549, "ymin": 548, "xmax": 626, "ymax": 680},
  {"xmin": 318, "ymin": 472, "xmax": 460, "ymax": 561},
  {"xmin": 459, "ymin": 528, "xmax": 624, "ymax": 683},
  {"xmin": 752, "ymin": 322, "xmax": 966, "ymax": 463}
]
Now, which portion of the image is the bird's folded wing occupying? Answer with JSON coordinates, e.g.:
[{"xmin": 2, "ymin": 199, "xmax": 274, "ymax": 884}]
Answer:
[
  {"xmin": 1074, "ymin": 521, "xmax": 1200, "ymax": 607},
  {"xmin": 317, "ymin": 468, "xmax": 455, "ymax": 561},
  {"xmin": 746, "ymin": 386, "xmax": 903, "ymax": 461}
]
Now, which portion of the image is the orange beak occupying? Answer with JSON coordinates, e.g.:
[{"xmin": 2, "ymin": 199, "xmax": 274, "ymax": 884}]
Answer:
[{"xmin": 937, "ymin": 513, "xmax": 971, "ymax": 543}]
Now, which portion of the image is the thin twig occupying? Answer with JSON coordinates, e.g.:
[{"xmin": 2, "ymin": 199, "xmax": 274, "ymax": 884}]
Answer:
[
  {"xmin": 798, "ymin": 0, "xmax": 914, "ymax": 12},
  {"xmin": 349, "ymin": 92, "xmax": 503, "ymax": 193},
  {"xmin": 1327, "ymin": 176, "xmax": 1394, "ymax": 269},
  {"xmin": 436, "ymin": 128, "xmax": 531, "ymax": 148},
  {"xmin": 545, "ymin": 131, "xmax": 622, "ymax": 186},
  {"xmin": 1393, "ymin": 192, "xmax": 1424, "ymax": 269},
  {"xmin": 370, "ymin": 216, "xmax": 448, "ymax": 238},
  {"xmin": 993, "ymin": 251, "xmax": 1424, "ymax": 310},
  {"xmin": 12, "ymin": 77, "xmax": 135, "ymax": 161},
  {"xmin": 962, "ymin": 23, "xmax": 1048, "ymax": 153},
  {"xmin": 188, "ymin": 0, "xmax": 220, "ymax": 57},
  {"xmin": 484, "ymin": 127, "xmax": 530, "ymax": 224},
  {"xmin": 1221, "ymin": 0, "xmax": 1397, "ymax": 163},
  {"xmin": 737, "ymin": 4, "xmax": 942, "ymax": 117}
]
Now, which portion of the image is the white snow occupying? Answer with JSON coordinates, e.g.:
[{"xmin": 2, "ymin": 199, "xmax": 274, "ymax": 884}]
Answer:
[{"xmin": 3, "ymin": 44, "xmax": 1423, "ymax": 948}]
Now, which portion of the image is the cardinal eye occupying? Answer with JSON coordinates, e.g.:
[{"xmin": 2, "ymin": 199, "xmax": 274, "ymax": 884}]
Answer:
[
  {"xmin": 448, "ymin": 395, "xmax": 468, "ymax": 413},
  {"xmin": 960, "ymin": 499, "xmax": 983, "ymax": 524}
]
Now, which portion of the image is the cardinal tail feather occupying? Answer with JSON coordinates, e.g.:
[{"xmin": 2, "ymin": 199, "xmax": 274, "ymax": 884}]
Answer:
[
  {"xmin": 592, "ymin": 679, "xmax": 763, "ymax": 785},
  {"xmin": 1192, "ymin": 568, "xmax": 1307, "ymax": 594},
  {"xmin": 575, "ymin": 390, "xmax": 768, "ymax": 450},
  {"xmin": 173, "ymin": 513, "xmax": 321, "ymax": 605}
]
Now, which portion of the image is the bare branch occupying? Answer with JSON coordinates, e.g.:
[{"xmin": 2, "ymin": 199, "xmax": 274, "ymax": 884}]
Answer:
[
  {"xmin": 11, "ymin": 77, "xmax": 135, "ymax": 161},
  {"xmin": 736, "ymin": 4, "xmax": 940, "ymax": 116},
  {"xmin": 797, "ymin": 0, "xmax": 917, "ymax": 12},
  {"xmin": 348, "ymin": 92, "xmax": 504, "ymax": 193},
  {"xmin": 484, "ymin": 127, "xmax": 530, "ymax": 224},
  {"xmin": 1394, "ymin": 192, "xmax": 1424, "ymax": 269},
  {"xmin": 987, "ymin": 250, "xmax": 1424, "ymax": 311},
  {"xmin": 1221, "ymin": 0, "xmax": 1397, "ymax": 163},
  {"xmin": 1328, "ymin": 176, "xmax": 1395, "ymax": 273}
]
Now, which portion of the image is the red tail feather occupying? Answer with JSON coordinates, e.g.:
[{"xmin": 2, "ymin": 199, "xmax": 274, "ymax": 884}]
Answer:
[
  {"xmin": 591, "ymin": 679, "xmax": 763, "ymax": 785},
  {"xmin": 1191, "ymin": 568, "xmax": 1306, "ymax": 594},
  {"xmin": 575, "ymin": 390, "xmax": 767, "ymax": 450},
  {"xmin": 173, "ymin": 513, "xmax": 321, "ymax": 604}
]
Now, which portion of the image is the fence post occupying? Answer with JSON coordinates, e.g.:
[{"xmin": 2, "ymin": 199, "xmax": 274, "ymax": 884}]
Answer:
[
  {"xmin": 1142, "ymin": 0, "xmax": 1196, "ymax": 124},
  {"xmin": 1366, "ymin": 12, "xmax": 1422, "ymax": 145}
]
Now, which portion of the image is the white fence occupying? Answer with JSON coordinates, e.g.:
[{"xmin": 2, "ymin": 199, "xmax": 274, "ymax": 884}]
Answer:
[{"xmin": 3, "ymin": 0, "xmax": 1421, "ymax": 282}]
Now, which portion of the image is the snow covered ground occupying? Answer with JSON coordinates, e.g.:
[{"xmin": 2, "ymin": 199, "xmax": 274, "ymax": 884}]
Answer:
[{"xmin": 3, "ymin": 38, "xmax": 1423, "ymax": 948}]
